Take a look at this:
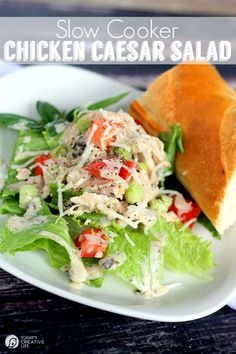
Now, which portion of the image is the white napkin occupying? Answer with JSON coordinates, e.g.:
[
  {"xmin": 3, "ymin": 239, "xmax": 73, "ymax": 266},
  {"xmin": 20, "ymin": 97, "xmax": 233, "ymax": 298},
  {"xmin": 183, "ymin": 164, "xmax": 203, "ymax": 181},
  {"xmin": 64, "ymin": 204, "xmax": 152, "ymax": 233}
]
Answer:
[{"xmin": 0, "ymin": 62, "xmax": 235, "ymax": 310}]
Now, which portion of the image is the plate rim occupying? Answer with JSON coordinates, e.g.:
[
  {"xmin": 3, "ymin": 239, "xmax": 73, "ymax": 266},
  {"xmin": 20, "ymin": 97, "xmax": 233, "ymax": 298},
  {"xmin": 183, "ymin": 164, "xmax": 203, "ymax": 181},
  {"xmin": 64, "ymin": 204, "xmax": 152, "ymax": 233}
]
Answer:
[{"xmin": 1, "ymin": 256, "xmax": 236, "ymax": 322}]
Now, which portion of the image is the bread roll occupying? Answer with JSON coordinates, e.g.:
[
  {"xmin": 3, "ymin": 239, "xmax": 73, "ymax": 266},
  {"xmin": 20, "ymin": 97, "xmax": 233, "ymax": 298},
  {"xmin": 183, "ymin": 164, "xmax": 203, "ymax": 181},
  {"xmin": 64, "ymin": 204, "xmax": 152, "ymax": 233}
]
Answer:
[{"xmin": 129, "ymin": 63, "xmax": 236, "ymax": 233}]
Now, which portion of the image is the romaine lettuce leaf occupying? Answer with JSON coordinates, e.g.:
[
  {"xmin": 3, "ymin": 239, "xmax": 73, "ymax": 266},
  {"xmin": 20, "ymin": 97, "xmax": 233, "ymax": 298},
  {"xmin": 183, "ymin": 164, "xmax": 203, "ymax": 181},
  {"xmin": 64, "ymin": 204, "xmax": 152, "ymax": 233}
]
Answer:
[
  {"xmin": 0, "ymin": 200, "xmax": 87, "ymax": 283},
  {"xmin": 149, "ymin": 217, "xmax": 215, "ymax": 279},
  {"xmin": 49, "ymin": 184, "xmax": 82, "ymax": 207},
  {"xmin": 1, "ymin": 130, "xmax": 50, "ymax": 203},
  {"xmin": 36, "ymin": 101, "xmax": 63, "ymax": 125},
  {"xmin": 82, "ymin": 258, "xmax": 104, "ymax": 288},
  {"xmin": 71, "ymin": 212, "xmax": 214, "ymax": 292},
  {"xmin": 103, "ymin": 223, "xmax": 164, "ymax": 296},
  {"xmin": 73, "ymin": 212, "xmax": 105, "ymax": 227},
  {"xmin": 0, "ymin": 203, "xmax": 69, "ymax": 268},
  {"xmin": 0, "ymin": 196, "xmax": 24, "ymax": 216},
  {"xmin": 42, "ymin": 119, "xmax": 67, "ymax": 149},
  {"xmin": 13, "ymin": 130, "xmax": 50, "ymax": 163}
]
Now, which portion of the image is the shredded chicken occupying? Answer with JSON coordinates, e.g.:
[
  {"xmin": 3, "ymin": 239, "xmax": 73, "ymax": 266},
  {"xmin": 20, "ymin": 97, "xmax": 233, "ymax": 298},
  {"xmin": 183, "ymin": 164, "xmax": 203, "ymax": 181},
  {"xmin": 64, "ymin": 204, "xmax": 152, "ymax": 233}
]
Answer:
[
  {"xmin": 124, "ymin": 205, "xmax": 158, "ymax": 229},
  {"xmin": 8, "ymin": 175, "xmax": 44, "ymax": 192},
  {"xmin": 15, "ymin": 110, "xmax": 170, "ymax": 229},
  {"xmin": 67, "ymin": 192, "xmax": 126, "ymax": 216},
  {"xmin": 16, "ymin": 168, "xmax": 31, "ymax": 181}
]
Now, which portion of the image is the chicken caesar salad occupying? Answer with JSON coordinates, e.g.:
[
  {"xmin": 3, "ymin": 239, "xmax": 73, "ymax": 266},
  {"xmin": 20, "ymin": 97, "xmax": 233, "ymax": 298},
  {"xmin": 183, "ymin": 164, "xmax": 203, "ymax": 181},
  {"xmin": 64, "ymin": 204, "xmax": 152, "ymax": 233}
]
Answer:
[{"xmin": 0, "ymin": 93, "xmax": 215, "ymax": 298}]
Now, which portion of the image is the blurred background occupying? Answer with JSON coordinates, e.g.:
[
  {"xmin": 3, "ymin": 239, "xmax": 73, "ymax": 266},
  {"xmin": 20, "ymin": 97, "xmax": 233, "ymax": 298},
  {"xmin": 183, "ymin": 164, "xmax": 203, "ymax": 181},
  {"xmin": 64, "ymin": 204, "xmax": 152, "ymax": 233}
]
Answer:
[{"xmin": 1, "ymin": 0, "xmax": 236, "ymax": 15}]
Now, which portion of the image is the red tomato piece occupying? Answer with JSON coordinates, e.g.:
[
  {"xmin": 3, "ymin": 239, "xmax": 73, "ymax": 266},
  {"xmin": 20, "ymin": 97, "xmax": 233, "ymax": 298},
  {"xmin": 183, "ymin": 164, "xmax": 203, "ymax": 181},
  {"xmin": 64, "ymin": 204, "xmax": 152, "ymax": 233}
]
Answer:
[
  {"xmin": 34, "ymin": 153, "xmax": 52, "ymax": 176},
  {"xmin": 169, "ymin": 196, "xmax": 201, "ymax": 228},
  {"xmin": 119, "ymin": 160, "xmax": 137, "ymax": 181},
  {"xmin": 87, "ymin": 117, "xmax": 116, "ymax": 149},
  {"xmin": 83, "ymin": 160, "xmax": 106, "ymax": 178},
  {"xmin": 74, "ymin": 228, "xmax": 108, "ymax": 258},
  {"xmin": 84, "ymin": 159, "xmax": 137, "ymax": 181}
]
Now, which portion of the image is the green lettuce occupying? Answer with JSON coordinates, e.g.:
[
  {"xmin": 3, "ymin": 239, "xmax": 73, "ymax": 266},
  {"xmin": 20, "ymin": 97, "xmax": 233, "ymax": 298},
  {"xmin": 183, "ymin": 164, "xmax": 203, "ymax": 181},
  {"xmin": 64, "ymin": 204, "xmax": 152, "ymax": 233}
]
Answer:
[
  {"xmin": 1, "ymin": 129, "xmax": 50, "ymax": 215},
  {"xmin": 72, "ymin": 212, "xmax": 105, "ymax": 227},
  {"xmin": 159, "ymin": 124, "xmax": 184, "ymax": 173},
  {"xmin": 0, "ymin": 196, "xmax": 24, "ymax": 216},
  {"xmin": 0, "ymin": 201, "xmax": 74, "ymax": 270},
  {"xmin": 66, "ymin": 92, "xmax": 129, "ymax": 121},
  {"xmin": 13, "ymin": 130, "xmax": 50, "ymax": 163},
  {"xmin": 1, "ymin": 129, "xmax": 49, "ymax": 199},
  {"xmin": 102, "ymin": 223, "xmax": 164, "ymax": 296},
  {"xmin": 36, "ymin": 101, "xmax": 63, "ymax": 125},
  {"xmin": 49, "ymin": 184, "xmax": 83, "ymax": 209},
  {"xmin": 70, "ymin": 212, "xmax": 214, "ymax": 292},
  {"xmin": 149, "ymin": 217, "xmax": 215, "ymax": 279},
  {"xmin": 102, "ymin": 216, "xmax": 214, "ymax": 294}
]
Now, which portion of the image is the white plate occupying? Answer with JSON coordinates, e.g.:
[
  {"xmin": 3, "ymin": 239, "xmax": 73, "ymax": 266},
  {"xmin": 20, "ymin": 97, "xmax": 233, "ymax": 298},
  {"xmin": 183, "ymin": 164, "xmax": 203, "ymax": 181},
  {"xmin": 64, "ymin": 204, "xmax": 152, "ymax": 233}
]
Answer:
[{"xmin": 0, "ymin": 65, "xmax": 236, "ymax": 322}]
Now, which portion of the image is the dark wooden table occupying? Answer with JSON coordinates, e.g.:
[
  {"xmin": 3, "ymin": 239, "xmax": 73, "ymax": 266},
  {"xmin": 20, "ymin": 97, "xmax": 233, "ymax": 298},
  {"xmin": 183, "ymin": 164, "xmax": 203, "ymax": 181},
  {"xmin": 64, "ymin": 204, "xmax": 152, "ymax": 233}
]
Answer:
[
  {"xmin": 0, "ymin": 4, "xmax": 236, "ymax": 353},
  {"xmin": 1, "ymin": 268, "xmax": 236, "ymax": 354}
]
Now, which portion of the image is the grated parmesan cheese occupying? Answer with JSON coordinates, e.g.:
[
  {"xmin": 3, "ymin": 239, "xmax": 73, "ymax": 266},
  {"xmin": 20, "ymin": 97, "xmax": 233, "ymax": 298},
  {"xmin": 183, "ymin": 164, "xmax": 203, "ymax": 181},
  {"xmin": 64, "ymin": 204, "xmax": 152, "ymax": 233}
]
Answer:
[
  {"xmin": 124, "ymin": 233, "xmax": 135, "ymax": 247},
  {"xmin": 174, "ymin": 194, "xmax": 192, "ymax": 214},
  {"xmin": 12, "ymin": 156, "xmax": 41, "ymax": 170},
  {"xmin": 77, "ymin": 123, "xmax": 97, "ymax": 167},
  {"xmin": 15, "ymin": 150, "xmax": 51, "ymax": 162},
  {"xmin": 57, "ymin": 182, "xmax": 64, "ymax": 218}
]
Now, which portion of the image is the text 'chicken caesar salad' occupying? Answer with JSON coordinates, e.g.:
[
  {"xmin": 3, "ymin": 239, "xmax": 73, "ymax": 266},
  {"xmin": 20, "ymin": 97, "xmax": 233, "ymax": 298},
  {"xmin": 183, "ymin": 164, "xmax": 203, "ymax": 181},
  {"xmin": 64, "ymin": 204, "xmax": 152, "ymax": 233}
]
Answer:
[{"xmin": 0, "ymin": 93, "xmax": 215, "ymax": 298}]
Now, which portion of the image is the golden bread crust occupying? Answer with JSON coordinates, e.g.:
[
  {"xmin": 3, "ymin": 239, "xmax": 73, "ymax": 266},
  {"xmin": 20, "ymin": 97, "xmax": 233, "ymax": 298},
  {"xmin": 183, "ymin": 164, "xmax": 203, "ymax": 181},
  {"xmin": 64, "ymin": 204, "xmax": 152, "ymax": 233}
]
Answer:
[{"xmin": 130, "ymin": 63, "xmax": 236, "ymax": 229}]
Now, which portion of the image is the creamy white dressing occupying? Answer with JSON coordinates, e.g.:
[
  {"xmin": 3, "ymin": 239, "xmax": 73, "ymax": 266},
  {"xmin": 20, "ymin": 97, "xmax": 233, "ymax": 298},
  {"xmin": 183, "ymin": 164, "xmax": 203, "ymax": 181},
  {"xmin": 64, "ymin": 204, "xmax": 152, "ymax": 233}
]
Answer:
[
  {"xmin": 39, "ymin": 231, "xmax": 87, "ymax": 283},
  {"xmin": 23, "ymin": 136, "xmax": 32, "ymax": 144},
  {"xmin": 11, "ymin": 121, "xmax": 28, "ymax": 130},
  {"xmin": 124, "ymin": 205, "xmax": 157, "ymax": 229},
  {"xmin": 54, "ymin": 123, "xmax": 67, "ymax": 134},
  {"xmin": 8, "ymin": 175, "xmax": 43, "ymax": 193},
  {"xmin": 99, "ymin": 252, "xmax": 127, "ymax": 270},
  {"xmin": 7, "ymin": 215, "xmax": 48, "ymax": 233},
  {"xmin": 85, "ymin": 265, "xmax": 103, "ymax": 279},
  {"xmin": 24, "ymin": 197, "xmax": 42, "ymax": 217},
  {"xmin": 139, "ymin": 240, "xmax": 169, "ymax": 298}
]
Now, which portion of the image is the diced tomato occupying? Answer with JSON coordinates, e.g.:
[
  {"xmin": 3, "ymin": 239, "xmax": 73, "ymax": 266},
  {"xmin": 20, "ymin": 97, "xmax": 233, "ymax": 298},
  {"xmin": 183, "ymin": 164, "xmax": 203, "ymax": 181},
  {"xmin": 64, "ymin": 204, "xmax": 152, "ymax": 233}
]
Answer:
[
  {"xmin": 133, "ymin": 118, "xmax": 143, "ymax": 127},
  {"xmin": 34, "ymin": 153, "xmax": 52, "ymax": 176},
  {"xmin": 119, "ymin": 160, "xmax": 137, "ymax": 181},
  {"xmin": 87, "ymin": 117, "xmax": 116, "ymax": 150},
  {"xmin": 169, "ymin": 196, "xmax": 201, "ymax": 228},
  {"xmin": 83, "ymin": 160, "xmax": 106, "ymax": 179},
  {"xmin": 84, "ymin": 159, "xmax": 137, "ymax": 181},
  {"xmin": 74, "ymin": 228, "xmax": 108, "ymax": 258}
]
